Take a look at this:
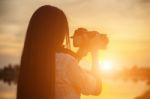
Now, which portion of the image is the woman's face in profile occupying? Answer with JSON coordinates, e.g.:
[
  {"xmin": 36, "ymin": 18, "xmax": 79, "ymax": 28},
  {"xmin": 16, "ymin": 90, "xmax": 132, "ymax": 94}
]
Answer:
[
  {"xmin": 73, "ymin": 33, "xmax": 89, "ymax": 48},
  {"xmin": 73, "ymin": 35, "xmax": 82, "ymax": 47}
]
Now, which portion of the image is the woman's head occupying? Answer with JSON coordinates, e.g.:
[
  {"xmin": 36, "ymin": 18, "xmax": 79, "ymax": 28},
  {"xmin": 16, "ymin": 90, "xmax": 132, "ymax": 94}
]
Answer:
[
  {"xmin": 27, "ymin": 5, "xmax": 69, "ymax": 49},
  {"xmin": 17, "ymin": 5, "xmax": 69, "ymax": 99}
]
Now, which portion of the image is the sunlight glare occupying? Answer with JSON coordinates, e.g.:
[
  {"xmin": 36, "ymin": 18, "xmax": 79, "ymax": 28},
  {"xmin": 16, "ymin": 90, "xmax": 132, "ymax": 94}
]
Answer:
[{"xmin": 100, "ymin": 60, "xmax": 113, "ymax": 73}]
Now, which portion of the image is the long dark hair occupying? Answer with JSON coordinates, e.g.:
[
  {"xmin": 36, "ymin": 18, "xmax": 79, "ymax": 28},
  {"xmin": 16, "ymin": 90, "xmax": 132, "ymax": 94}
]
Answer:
[{"xmin": 17, "ymin": 5, "xmax": 69, "ymax": 99}]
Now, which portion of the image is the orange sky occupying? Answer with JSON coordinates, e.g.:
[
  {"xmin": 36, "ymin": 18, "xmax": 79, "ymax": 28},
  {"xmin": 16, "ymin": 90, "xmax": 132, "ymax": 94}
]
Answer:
[{"xmin": 0, "ymin": 0, "xmax": 149, "ymax": 68}]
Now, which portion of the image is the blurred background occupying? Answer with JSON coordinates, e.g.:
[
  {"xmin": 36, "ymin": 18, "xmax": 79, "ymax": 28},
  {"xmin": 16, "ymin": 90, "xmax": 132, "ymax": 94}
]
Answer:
[{"xmin": 0, "ymin": 0, "xmax": 150, "ymax": 99}]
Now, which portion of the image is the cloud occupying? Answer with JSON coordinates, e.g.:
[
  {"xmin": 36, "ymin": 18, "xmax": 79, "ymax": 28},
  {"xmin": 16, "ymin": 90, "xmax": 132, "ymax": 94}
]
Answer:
[
  {"xmin": 0, "ymin": 0, "xmax": 9, "ymax": 17},
  {"xmin": 140, "ymin": 0, "xmax": 150, "ymax": 3}
]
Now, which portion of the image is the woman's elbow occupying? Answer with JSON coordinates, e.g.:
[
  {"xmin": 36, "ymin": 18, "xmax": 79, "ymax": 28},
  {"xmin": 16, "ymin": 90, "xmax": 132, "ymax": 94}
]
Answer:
[
  {"xmin": 93, "ymin": 87, "xmax": 102, "ymax": 95},
  {"xmin": 92, "ymin": 83, "xmax": 102, "ymax": 96}
]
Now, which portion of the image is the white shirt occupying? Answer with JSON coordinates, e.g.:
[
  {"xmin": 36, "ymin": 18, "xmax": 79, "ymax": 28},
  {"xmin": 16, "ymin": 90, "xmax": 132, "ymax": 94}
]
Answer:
[{"xmin": 55, "ymin": 53, "xmax": 99, "ymax": 99}]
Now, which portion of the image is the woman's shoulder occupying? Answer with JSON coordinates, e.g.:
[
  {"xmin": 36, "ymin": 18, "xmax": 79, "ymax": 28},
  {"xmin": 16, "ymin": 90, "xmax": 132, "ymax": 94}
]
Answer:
[{"xmin": 56, "ymin": 52, "xmax": 78, "ymax": 63}]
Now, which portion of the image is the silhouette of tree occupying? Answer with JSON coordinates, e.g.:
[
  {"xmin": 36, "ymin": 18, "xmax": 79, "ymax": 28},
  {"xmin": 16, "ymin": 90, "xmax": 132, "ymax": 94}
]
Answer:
[
  {"xmin": 0, "ymin": 64, "xmax": 19, "ymax": 85},
  {"xmin": 116, "ymin": 65, "xmax": 150, "ymax": 99}
]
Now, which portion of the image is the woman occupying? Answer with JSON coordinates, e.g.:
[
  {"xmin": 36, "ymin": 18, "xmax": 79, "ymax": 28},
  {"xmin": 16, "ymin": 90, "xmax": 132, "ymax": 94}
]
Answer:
[{"xmin": 17, "ymin": 5, "xmax": 101, "ymax": 99}]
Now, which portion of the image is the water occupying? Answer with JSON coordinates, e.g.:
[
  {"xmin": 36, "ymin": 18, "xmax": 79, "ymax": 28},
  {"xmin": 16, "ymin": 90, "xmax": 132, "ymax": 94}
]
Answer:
[
  {"xmin": 0, "ymin": 81, "xmax": 16, "ymax": 99},
  {"xmin": 0, "ymin": 80, "xmax": 149, "ymax": 99}
]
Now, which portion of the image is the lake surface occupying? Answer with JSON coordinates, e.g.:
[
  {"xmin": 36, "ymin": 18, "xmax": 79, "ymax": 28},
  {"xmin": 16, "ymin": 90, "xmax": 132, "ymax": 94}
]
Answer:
[{"xmin": 0, "ymin": 80, "xmax": 149, "ymax": 99}]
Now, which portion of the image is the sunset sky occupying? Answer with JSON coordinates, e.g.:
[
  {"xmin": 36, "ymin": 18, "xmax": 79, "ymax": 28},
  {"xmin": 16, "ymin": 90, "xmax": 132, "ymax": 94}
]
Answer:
[
  {"xmin": 0, "ymin": 0, "xmax": 149, "ymax": 68},
  {"xmin": 0, "ymin": 0, "xmax": 150, "ymax": 99}
]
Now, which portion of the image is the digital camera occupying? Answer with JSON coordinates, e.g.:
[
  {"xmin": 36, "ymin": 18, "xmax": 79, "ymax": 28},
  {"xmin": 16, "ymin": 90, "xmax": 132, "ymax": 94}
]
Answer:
[{"xmin": 71, "ymin": 28, "xmax": 109, "ymax": 50}]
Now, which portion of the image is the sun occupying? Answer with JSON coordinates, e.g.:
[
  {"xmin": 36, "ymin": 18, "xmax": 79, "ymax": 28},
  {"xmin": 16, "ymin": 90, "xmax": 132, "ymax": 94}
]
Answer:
[{"xmin": 100, "ymin": 60, "xmax": 113, "ymax": 73}]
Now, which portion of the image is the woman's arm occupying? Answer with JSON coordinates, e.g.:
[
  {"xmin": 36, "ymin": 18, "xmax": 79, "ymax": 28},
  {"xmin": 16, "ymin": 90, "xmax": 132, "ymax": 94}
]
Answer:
[
  {"xmin": 66, "ymin": 55, "xmax": 102, "ymax": 95},
  {"xmin": 91, "ymin": 50, "xmax": 102, "ymax": 95}
]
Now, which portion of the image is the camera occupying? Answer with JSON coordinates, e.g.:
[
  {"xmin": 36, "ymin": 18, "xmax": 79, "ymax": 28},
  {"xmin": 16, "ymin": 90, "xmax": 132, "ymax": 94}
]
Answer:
[{"xmin": 71, "ymin": 28, "xmax": 109, "ymax": 50}]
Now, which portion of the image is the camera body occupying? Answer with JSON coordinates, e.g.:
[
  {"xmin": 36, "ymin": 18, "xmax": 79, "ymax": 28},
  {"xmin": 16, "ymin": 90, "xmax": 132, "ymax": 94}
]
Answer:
[{"xmin": 72, "ymin": 28, "xmax": 109, "ymax": 50}]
